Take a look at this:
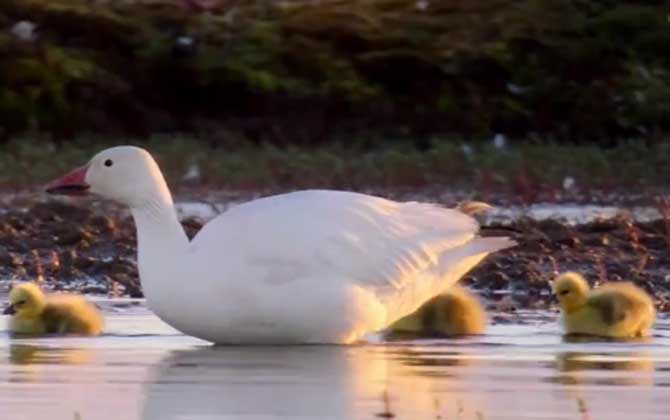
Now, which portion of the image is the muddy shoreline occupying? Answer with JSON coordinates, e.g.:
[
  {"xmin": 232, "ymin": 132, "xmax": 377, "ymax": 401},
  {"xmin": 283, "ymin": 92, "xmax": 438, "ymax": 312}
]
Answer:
[{"xmin": 2, "ymin": 194, "xmax": 670, "ymax": 313}]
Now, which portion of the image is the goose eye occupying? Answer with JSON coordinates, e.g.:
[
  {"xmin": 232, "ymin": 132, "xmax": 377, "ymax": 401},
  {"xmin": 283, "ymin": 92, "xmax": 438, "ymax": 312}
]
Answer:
[
  {"xmin": 104, "ymin": 159, "xmax": 113, "ymax": 167},
  {"xmin": 15, "ymin": 300, "xmax": 26, "ymax": 306},
  {"xmin": 559, "ymin": 290, "xmax": 569, "ymax": 296}
]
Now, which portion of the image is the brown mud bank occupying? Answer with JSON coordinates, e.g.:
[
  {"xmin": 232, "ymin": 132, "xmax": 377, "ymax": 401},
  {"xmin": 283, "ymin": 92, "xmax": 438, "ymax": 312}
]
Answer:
[{"xmin": 1, "ymin": 197, "xmax": 670, "ymax": 313}]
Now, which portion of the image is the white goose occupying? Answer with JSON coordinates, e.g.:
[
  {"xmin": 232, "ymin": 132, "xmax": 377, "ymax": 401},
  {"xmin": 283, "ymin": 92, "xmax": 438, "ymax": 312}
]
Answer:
[{"xmin": 46, "ymin": 146, "xmax": 515, "ymax": 344}]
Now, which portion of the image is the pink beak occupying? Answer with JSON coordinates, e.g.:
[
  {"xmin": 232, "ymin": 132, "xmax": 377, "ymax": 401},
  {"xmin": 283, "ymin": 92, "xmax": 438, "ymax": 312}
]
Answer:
[{"xmin": 46, "ymin": 165, "xmax": 91, "ymax": 195}]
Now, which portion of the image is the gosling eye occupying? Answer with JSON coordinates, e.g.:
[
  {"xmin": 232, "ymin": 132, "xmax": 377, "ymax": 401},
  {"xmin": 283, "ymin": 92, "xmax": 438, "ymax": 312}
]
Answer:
[
  {"xmin": 104, "ymin": 159, "xmax": 114, "ymax": 167},
  {"xmin": 15, "ymin": 300, "xmax": 27, "ymax": 306},
  {"xmin": 559, "ymin": 290, "xmax": 570, "ymax": 296}
]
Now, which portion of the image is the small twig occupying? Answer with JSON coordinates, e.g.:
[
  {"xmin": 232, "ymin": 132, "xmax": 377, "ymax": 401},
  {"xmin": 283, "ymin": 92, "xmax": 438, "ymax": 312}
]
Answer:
[
  {"xmin": 546, "ymin": 254, "xmax": 559, "ymax": 277},
  {"xmin": 31, "ymin": 250, "xmax": 44, "ymax": 284},
  {"xmin": 108, "ymin": 280, "xmax": 121, "ymax": 298},
  {"xmin": 589, "ymin": 250, "xmax": 607, "ymax": 283},
  {"xmin": 656, "ymin": 196, "xmax": 670, "ymax": 255},
  {"xmin": 457, "ymin": 399, "xmax": 464, "ymax": 419},
  {"xmin": 623, "ymin": 217, "xmax": 651, "ymax": 278},
  {"xmin": 624, "ymin": 219, "xmax": 642, "ymax": 254},
  {"xmin": 49, "ymin": 250, "xmax": 61, "ymax": 275},
  {"xmin": 375, "ymin": 390, "xmax": 395, "ymax": 419},
  {"xmin": 633, "ymin": 253, "xmax": 649, "ymax": 278},
  {"xmin": 577, "ymin": 397, "xmax": 591, "ymax": 420},
  {"xmin": 515, "ymin": 168, "xmax": 534, "ymax": 207}
]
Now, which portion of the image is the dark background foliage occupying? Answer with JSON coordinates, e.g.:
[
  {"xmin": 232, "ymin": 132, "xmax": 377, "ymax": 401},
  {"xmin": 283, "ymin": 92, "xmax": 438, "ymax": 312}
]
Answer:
[{"xmin": 1, "ymin": 0, "xmax": 669, "ymax": 145}]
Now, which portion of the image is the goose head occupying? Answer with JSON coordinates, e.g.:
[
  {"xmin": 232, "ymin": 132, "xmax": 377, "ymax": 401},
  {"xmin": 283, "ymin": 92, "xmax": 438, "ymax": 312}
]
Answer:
[
  {"xmin": 3, "ymin": 283, "xmax": 46, "ymax": 317},
  {"xmin": 46, "ymin": 146, "xmax": 169, "ymax": 208},
  {"xmin": 552, "ymin": 271, "xmax": 590, "ymax": 313}
]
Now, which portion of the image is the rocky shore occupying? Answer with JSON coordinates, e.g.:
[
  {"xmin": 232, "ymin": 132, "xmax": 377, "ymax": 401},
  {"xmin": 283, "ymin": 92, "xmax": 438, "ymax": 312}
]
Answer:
[{"xmin": 2, "ymin": 194, "xmax": 670, "ymax": 313}]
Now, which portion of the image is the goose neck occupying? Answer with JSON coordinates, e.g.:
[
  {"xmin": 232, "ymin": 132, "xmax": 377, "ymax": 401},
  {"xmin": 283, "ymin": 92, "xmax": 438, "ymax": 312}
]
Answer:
[{"xmin": 131, "ymin": 195, "xmax": 189, "ymax": 281}]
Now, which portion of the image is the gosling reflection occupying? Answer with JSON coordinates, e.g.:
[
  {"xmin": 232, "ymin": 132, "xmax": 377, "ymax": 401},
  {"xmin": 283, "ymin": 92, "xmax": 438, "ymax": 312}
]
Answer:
[
  {"xmin": 384, "ymin": 346, "xmax": 476, "ymax": 369},
  {"xmin": 9, "ymin": 344, "xmax": 93, "ymax": 366},
  {"xmin": 554, "ymin": 351, "xmax": 654, "ymax": 386},
  {"xmin": 7, "ymin": 344, "xmax": 94, "ymax": 385},
  {"xmin": 562, "ymin": 334, "xmax": 651, "ymax": 344}
]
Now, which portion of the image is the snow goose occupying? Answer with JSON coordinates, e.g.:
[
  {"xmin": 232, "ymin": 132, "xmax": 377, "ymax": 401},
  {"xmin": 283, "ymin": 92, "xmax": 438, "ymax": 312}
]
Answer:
[{"xmin": 46, "ymin": 146, "xmax": 514, "ymax": 344}]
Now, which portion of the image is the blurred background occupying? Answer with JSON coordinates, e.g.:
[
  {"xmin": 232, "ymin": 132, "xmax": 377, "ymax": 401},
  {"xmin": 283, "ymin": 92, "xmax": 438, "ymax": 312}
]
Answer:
[
  {"xmin": 2, "ymin": 9, "xmax": 670, "ymax": 420},
  {"xmin": 4, "ymin": 0, "xmax": 670, "ymax": 301},
  {"xmin": 1, "ymin": 0, "xmax": 670, "ymax": 200}
]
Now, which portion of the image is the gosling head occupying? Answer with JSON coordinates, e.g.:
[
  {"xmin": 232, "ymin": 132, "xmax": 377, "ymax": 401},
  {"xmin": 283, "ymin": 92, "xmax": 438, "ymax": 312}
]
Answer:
[
  {"xmin": 3, "ymin": 283, "xmax": 47, "ymax": 318},
  {"xmin": 45, "ymin": 146, "xmax": 169, "ymax": 208},
  {"xmin": 553, "ymin": 272, "xmax": 590, "ymax": 313}
]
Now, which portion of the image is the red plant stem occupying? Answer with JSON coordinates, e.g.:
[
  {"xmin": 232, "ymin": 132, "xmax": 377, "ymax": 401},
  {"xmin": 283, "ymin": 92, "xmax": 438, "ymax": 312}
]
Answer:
[{"xmin": 657, "ymin": 196, "xmax": 670, "ymax": 255}]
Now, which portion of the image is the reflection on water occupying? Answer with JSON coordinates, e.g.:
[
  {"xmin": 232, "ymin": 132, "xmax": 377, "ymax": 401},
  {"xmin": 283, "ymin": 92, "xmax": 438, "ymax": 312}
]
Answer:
[
  {"xmin": 143, "ymin": 347, "xmax": 356, "ymax": 420},
  {"xmin": 9, "ymin": 344, "xmax": 93, "ymax": 366},
  {"xmin": 0, "ymin": 308, "xmax": 669, "ymax": 420},
  {"xmin": 554, "ymin": 351, "xmax": 654, "ymax": 386},
  {"xmin": 142, "ymin": 345, "xmax": 489, "ymax": 420},
  {"xmin": 562, "ymin": 334, "xmax": 652, "ymax": 344}
]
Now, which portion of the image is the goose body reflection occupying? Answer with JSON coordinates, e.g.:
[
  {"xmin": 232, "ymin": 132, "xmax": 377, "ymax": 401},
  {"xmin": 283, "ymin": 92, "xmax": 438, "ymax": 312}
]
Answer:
[{"xmin": 141, "ymin": 345, "xmax": 487, "ymax": 420}]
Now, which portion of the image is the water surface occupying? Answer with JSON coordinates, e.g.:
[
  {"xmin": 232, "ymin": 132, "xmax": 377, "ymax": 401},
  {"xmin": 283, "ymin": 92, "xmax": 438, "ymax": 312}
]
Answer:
[{"xmin": 1, "ymin": 303, "xmax": 669, "ymax": 420}]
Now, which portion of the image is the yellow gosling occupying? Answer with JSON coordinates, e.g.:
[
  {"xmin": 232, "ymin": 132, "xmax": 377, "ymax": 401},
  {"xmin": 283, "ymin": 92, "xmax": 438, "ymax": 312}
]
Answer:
[
  {"xmin": 389, "ymin": 285, "xmax": 486, "ymax": 337},
  {"xmin": 3, "ymin": 283, "xmax": 103, "ymax": 336},
  {"xmin": 553, "ymin": 272, "xmax": 655, "ymax": 338}
]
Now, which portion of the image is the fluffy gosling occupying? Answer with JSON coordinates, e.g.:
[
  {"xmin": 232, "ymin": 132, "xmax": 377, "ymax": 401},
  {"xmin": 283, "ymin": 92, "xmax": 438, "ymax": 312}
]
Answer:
[
  {"xmin": 389, "ymin": 285, "xmax": 486, "ymax": 337},
  {"xmin": 553, "ymin": 272, "xmax": 655, "ymax": 338},
  {"xmin": 3, "ymin": 283, "xmax": 104, "ymax": 336}
]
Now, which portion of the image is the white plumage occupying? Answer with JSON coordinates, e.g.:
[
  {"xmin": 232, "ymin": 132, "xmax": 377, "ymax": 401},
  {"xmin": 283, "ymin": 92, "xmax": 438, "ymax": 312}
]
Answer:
[{"xmin": 46, "ymin": 146, "xmax": 515, "ymax": 344}]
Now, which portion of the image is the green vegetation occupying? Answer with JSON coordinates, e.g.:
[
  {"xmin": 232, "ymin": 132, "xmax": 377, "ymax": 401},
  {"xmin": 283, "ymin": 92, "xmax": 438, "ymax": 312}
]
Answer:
[
  {"xmin": 0, "ymin": 1, "xmax": 669, "ymax": 143},
  {"xmin": 2, "ymin": 136, "xmax": 670, "ymax": 198}
]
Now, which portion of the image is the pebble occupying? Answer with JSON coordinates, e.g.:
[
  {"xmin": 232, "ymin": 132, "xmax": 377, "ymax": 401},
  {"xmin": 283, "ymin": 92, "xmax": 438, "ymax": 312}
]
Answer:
[{"xmin": 10, "ymin": 20, "xmax": 36, "ymax": 42}]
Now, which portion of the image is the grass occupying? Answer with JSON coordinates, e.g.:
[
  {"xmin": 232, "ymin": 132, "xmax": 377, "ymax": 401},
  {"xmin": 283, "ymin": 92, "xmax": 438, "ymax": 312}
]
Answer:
[{"xmin": 2, "ymin": 136, "xmax": 670, "ymax": 202}]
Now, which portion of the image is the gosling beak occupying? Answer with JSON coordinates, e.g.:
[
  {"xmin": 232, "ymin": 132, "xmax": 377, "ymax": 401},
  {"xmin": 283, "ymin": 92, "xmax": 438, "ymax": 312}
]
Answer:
[
  {"xmin": 45, "ymin": 165, "xmax": 90, "ymax": 195},
  {"xmin": 3, "ymin": 304, "xmax": 15, "ymax": 315}
]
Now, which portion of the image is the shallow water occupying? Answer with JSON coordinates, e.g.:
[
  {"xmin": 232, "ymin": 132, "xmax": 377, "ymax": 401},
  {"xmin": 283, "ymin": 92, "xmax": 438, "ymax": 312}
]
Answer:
[
  {"xmin": 175, "ymin": 201, "xmax": 665, "ymax": 226},
  {"xmin": 484, "ymin": 203, "xmax": 664, "ymax": 225},
  {"xmin": 1, "ymin": 304, "xmax": 669, "ymax": 420}
]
